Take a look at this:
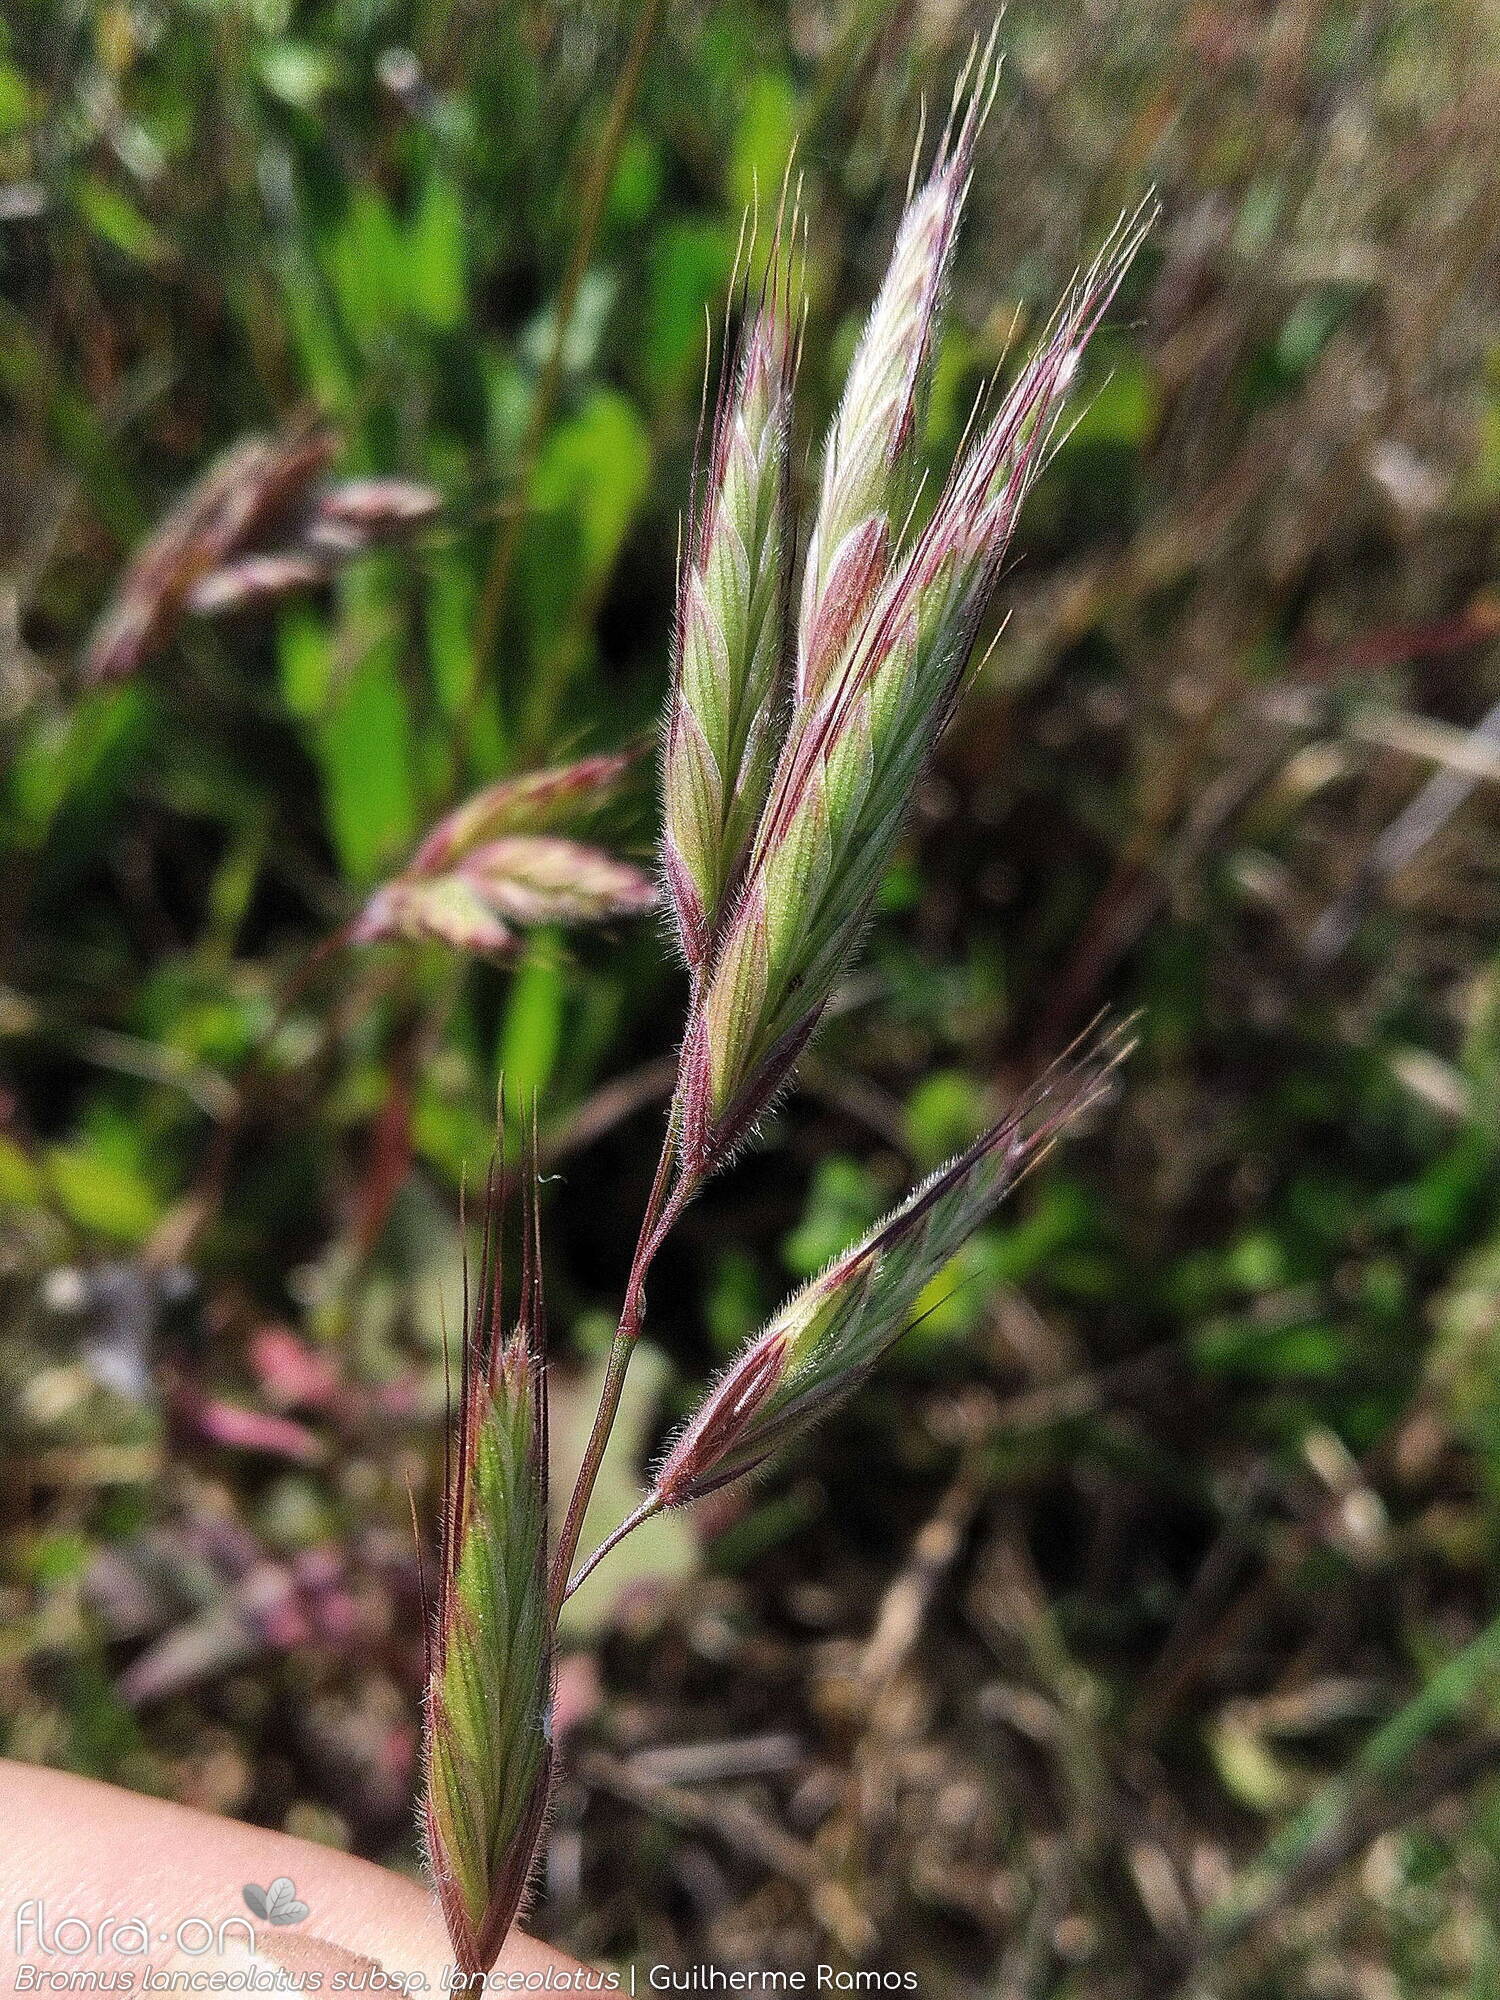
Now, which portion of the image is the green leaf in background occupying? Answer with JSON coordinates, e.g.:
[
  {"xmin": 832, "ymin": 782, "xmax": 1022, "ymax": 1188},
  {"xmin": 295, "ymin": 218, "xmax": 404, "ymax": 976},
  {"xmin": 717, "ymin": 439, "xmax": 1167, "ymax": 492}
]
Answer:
[
  {"xmin": 276, "ymin": 238, "xmax": 356, "ymax": 410},
  {"xmin": 516, "ymin": 388, "xmax": 651, "ymax": 750},
  {"xmin": 521, "ymin": 270, "xmax": 617, "ymax": 381},
  {"xmin": 277, "ymin": 600, "xmax": 331, "ymax": 720},
  {"xmin": 905, "ymin": 1069, "xmax": 989, "ymax": 1168},
  {"xmin": 77, "ymin": 174, "xmax": 167, "ymax": 265},
  {"xmin": 46, "ymin": 1133, "xmax": 163, "ymax": 1244},
  {"xmin": 982, "ymin": 1175, "xmax": 1095, "ymax": 1289},
  {"xmin": 424, "ymin": 543, "xmax": 496, "ymax": 752},
  {"xmin": 606, "ymin": 129, "xmax": 663, "ymax": 232},
  {"xmin": 498, "ymin": 931, "xmax": 565, "ymax": 1105},
  {"xmin": 408, "ymin": 169, "xmax": 469, "ymax": 333},
  {"xmin": 6, "ymin": 688, "xmax": 146, "ymax": 850},
  {"xmin": 646, "ymin": 219, "xmax": 734, "ymax": 396},
  {"xmin": 0, "ymin": 1135, "xmax": 44, "ymax": 1208},
  {"xmin": 783, "ymin": 1156, "xmax": 883, "ymax": 1278},
  {"xmin": 1192, "ymin": 1316, "xmax": 1345, "ymax": 1381},
  {"xmin": 5, "ymin": 3, "xmax": 1500, "ymax": 1976},
  {"xmin": 255, "ymin": 41, "xmax": 337, "ymax": 113},
  {"xmin": 315, "ymin": 649, "xmax": 419, "ymax": 885},
  {"xmin": 290, "ymin": 577, "xmax": 420, "ymax": 885},
  {"xmin": 729, "ymin": 71, "xmax": 800, "ymax": 211},
  {"xmin": 531, "ymin": 389, "xmax": 652, "ymax": 599},
  {"xmin": 1060, "ymin": 344, "xmax": 1160, "ymax": 452},
  {"xmin": 0, "ymin": 53, "xmax": 30, "ymax": 135},
  {"xmin": 326, "ymin": 186, "xmax": 408, "ymax": 350},
  {"xmin": 704, "ymin": 1245, "xmax": 767, "ymax": 1355}
]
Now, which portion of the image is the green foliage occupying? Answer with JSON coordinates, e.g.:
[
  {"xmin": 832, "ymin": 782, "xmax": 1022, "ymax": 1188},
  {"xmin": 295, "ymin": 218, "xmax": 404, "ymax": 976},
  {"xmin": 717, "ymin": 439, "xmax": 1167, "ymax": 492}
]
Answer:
[{"xmin": 3, "ymin": 1, "xmax": 1500, "ymax": 1989}]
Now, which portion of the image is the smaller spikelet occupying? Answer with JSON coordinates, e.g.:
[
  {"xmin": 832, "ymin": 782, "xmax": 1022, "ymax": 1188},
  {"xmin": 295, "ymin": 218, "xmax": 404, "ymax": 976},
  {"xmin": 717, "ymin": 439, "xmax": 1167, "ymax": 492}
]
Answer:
[
  {"xmin": 796, "ymin": 33, "xmax": 999, "ymax": 705},
  {"xmin": 423, "ymin": 1158, "xmax": 554, "ymax": 1982},
  {"xmin": 352, "ymin": 751, "xmax": 657, "ymax": 956},
  {"xmin": 303, "ymin": 475, "xmax": 442, "ymax": 553},
  {"xmin": 654, "ymin": 1026, "xmax": 1129, "ymax": 1506},
  {"xmin": 663, "ymin": 207, "xmax": 801, "ymax": 973},
  {"xmin": 83, "ymin": 425, "xmax": 336, "ymax": 683},
  {"xmin": 413, "ymin": 751, "xmax": 639, "ymax": 873},
  {"xmin": 187, "ymin": 550, "xmax": 333, "ymax": 615}
]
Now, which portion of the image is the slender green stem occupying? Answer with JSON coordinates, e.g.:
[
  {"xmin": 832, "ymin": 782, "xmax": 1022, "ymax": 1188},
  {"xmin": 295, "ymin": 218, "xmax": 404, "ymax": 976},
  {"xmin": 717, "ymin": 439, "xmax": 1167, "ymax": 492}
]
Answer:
[
  {"xmin": 549, "ymin": 1127, "xmax": 692, "ymax": 1610},
  {"xmin": 564, "ymin": 1488, "xmax": 665, "ymax": 1601}
]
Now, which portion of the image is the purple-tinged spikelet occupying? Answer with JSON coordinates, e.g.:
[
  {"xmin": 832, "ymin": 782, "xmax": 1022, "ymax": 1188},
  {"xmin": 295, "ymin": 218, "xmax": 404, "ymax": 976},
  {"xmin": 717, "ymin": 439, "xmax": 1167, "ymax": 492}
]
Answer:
[
  {"xmin": 663, "ymin": 218, "xmax": 801, "ymax": 974},
  {"xmin": 652, "ymin": 1024, "xmax": 1129, "ymax": 1509},
  {"xmin": 187, "ymin": 550, "xmax": 332, "ymax": 615},
  {"xmin": 86, "ymin": 432, "xmax": 447, "ymax": 669},
  {"xmin": 305, "ymin": 476, "xmax": 442, "ymax": 552},
  {"xmin": 351, "ymin": 751, "xmax": 656, "ymax": 957},
  {"xmin": 423, "ymin": 1166, "xmax": 554, "ymax": 1981},
  {"xmin": 654, "ymin": 1327, "xmax": 791, "ymax": 1508},
  {"xmin": 672, "ymin": 192, "xmax": 1153, "ymax": 1175},
  {"xmin": 797, "ymin": 32, "xmax": 1000, "ymax": 705},
  {"xmin": 83, "ymin": 425, "xmax": 336, "ymax": 683}
]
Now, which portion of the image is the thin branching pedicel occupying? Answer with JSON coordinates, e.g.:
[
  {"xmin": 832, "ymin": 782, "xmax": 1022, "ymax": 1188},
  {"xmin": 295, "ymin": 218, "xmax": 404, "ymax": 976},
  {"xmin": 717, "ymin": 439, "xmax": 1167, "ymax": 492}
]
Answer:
[{"xmin": 565, "ymin": 1024, "xmax": 1130, "ymax": 1596}]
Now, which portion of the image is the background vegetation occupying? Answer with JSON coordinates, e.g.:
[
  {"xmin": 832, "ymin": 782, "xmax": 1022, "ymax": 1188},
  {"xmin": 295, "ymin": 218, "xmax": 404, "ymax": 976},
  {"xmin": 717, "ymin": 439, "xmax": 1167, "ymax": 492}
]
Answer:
[{"xmin": 3, "ymin": 3, "xmax": 1499, "ymax": 1992}]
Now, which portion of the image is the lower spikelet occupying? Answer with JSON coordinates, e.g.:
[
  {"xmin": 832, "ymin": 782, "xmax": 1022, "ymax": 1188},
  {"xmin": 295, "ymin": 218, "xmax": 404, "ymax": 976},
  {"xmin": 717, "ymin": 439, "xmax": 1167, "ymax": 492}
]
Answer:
[
  {"xmin": 423, "ymin": 1159, "xmax": 554, "ymax": 1980},
  {"xmin": 652, "ymin": 1020, "xmax": 1132, "ymax": 1507}
]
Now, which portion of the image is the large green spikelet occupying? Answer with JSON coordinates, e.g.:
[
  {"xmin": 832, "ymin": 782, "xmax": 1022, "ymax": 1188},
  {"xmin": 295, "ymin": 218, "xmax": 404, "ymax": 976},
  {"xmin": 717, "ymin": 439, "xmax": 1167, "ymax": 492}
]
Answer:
[{"xmin": 423, "ymin": 1169, "xmax": 554, "ymax": 1981}]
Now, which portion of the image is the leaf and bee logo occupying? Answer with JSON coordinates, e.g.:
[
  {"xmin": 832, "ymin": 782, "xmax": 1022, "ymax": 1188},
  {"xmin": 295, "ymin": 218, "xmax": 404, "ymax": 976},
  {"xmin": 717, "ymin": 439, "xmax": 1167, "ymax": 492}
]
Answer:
[{"xmin": 242, "ymin": 1877, "xmax": 310, "ymax": 1926}]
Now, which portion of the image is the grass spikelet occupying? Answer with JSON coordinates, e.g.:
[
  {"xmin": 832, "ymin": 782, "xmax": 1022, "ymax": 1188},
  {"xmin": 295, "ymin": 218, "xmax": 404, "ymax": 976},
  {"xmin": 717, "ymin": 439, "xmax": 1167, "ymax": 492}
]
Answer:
[
  {"xmin": 663, "ymin": 197, "xmax": 802, "ymax": 973},
  {"xmin": 351, "ymin": 751, "xmax": 656, "ymax": 957},
  {"xmin": 672, "ymin": 185, "xmax": 1152, "ymax": 1174},
  {"xmin": 652, "ymin": 1022, "xmax": 1130, "ymax": 1508},
  {"xmin": 796, "ymin": 30, "xmax": 1000, "ymax": 704},
  {"xmin": 83, "ymin": 424, "xmax": 335, "ymax": 684},
  {"xmin": 423, "ymin": 1155, "xmax": 554, "ymax": 1982}
]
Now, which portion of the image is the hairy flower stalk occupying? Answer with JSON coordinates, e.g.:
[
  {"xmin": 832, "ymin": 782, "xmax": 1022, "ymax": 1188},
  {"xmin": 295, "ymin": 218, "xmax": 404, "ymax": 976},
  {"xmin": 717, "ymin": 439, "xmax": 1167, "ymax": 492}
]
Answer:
[
  {"xmin": 424, "ymin": 1172, "xmax": 554, "ymax": 1982},
  {"xmin": 663, "ymin": 270, "xmax": 799, "ymax": 972}
]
